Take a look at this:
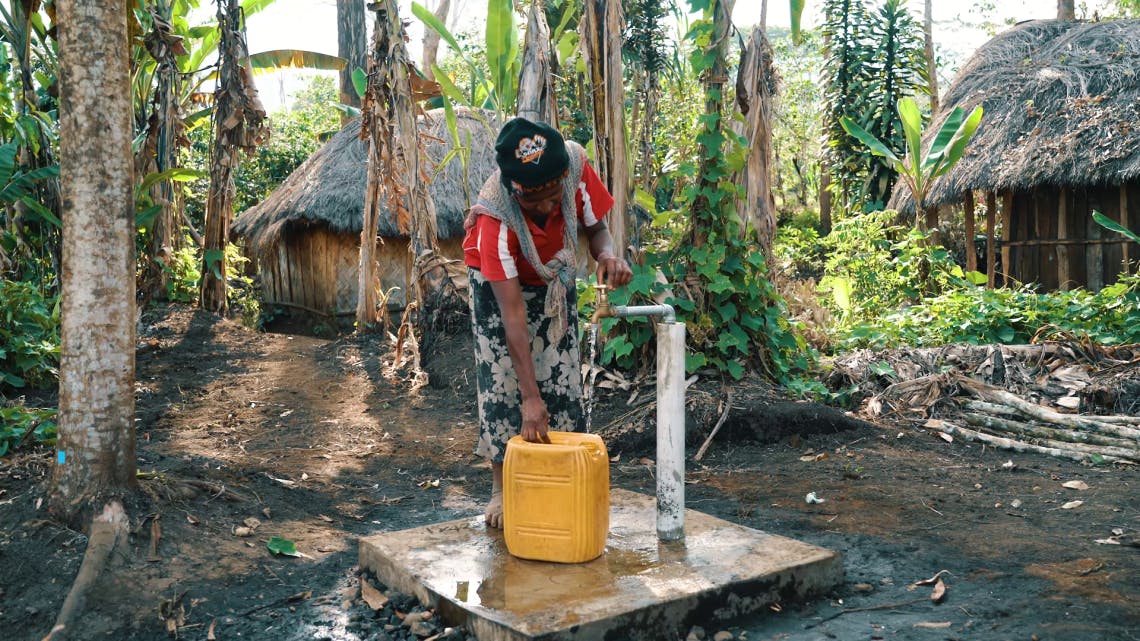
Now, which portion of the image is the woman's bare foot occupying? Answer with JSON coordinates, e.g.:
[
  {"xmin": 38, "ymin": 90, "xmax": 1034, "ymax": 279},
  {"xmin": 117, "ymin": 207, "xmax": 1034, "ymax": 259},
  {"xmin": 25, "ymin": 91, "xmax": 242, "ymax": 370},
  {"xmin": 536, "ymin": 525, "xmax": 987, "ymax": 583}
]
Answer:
[{"xmin": 484, "ymin": 491, "xmax": 504, "ymax": 529}]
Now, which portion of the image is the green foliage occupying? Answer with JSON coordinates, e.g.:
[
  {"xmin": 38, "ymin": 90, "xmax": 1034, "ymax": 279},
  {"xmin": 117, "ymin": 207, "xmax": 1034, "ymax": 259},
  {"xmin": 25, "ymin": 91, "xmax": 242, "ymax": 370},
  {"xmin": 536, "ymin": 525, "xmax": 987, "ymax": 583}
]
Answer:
[
  {"xmin": 155, "ymin": 238, "xmax": 261, "ymax": 329},
  {"xmin": 838, "ymin": 274, "xmax": 1140, "ymax": 349},
  {"xmin": 817, "ymin": 210, "xmax": 966, "ymax": 326},
  {"xmin": 163, "ymin": 241, "xmax": 203, "ymax": 304},
  {"xmin": 184, "ymin": 75, "xmax": 340, "ymax": 222},
  {"xmin": 822, "ymin": 0, "xmax": 926, "ymax": 214},
  {"xmin": 769, "ymin": 28, "xmax": 824, "ymax": 217},
  {"xmin": 0, "ymin": 279, "xmax": 59, "ymax": 392},
  {"xmin": 841, "ymin": 97, "xmax": 983, "ymax": 219},
  {"xmin": 0, "ymin": 405, "xmax": 56, "ymax": 457},
  {"xmin": 618, "ymin": 1, "xmax": 816, "ymax": 383},
  {"xmin": 414, "ymin": 1, "xmax": 519, "ymax": 120}
]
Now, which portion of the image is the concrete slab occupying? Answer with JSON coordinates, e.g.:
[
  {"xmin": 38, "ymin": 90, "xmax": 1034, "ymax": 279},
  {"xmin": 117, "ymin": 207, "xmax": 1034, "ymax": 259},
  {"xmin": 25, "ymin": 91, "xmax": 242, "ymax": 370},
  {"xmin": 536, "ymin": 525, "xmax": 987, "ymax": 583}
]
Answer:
[{"xmin": 359, "ymin": 489, "xmax": 842, "ymax": 641}]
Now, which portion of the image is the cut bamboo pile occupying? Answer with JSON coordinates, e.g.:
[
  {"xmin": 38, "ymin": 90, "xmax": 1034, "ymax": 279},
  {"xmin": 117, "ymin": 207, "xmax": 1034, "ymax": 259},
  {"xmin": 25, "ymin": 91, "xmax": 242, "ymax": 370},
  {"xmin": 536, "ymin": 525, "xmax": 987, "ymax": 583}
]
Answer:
[{"xmin": 832, "ymin": 342, "xmax": 1140, "ymax": 464}]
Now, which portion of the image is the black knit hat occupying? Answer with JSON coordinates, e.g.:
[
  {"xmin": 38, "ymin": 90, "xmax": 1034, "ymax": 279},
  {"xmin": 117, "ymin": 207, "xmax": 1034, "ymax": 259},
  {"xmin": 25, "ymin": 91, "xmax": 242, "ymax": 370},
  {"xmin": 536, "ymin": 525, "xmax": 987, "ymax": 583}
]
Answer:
[{"xmin": 494, "ymin": 117, "xmax": 569, "ymax": 191}]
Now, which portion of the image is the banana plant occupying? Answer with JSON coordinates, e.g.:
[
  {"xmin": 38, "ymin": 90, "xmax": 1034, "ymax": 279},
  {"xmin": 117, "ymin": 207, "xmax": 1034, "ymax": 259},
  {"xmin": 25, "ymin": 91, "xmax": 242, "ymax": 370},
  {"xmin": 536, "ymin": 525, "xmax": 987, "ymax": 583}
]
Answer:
[
  {"xmin": 412, "ymin": 0, "xmax": 520, "ymax": 121},
  {"xmin": 841, "ymin": 97, "xmax": 982, "ymax": 223}
]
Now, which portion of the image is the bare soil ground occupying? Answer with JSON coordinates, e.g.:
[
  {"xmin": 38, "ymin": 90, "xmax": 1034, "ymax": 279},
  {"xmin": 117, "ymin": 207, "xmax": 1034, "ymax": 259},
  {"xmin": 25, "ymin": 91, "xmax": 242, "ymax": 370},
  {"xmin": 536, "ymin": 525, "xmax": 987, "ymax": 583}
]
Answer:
[{"xmin": 1, "ymin": 304, "xmax": 1137, "ymax": 641}]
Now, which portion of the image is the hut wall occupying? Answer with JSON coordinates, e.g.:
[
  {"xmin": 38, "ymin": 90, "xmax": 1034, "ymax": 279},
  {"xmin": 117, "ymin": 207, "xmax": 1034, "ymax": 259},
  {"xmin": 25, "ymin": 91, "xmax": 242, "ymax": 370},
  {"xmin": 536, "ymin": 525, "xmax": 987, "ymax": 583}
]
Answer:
[
  {"xmin": 260, "ymin": 228, "xmax": 596, "ymax": 315},
  {"xmin": 261, "ymin": 227, "xmax": 360, "ymax": 315},
  {"xmin": 1006, "ymin": 184, "xmax": 1140, "ymax": 291}
]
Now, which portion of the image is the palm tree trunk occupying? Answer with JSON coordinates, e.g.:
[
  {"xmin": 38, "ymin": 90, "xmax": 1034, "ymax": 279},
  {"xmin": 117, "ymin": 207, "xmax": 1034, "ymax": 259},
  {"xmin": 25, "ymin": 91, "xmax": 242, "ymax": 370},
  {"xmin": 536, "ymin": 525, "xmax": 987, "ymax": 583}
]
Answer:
[
  {"xmin": 338, "ymin": 0, "xmax": 367, "ymax": 127},
  {"xmin": 924, "ymin": 0, "xmax": 940, "ymax": 115},
  {"xmin": 735, "ymin": 26, "xmax": 777, "ymax": 261},
  {"xmin": 53, "ymin": 0, "xmax": 137, "ymax": 524},
  {"xmin": 1057, "ymin": 0, "xmax": 1076, "ymax": 20},
  {"xmin": 201, "ymin": 0, "xmax": 268, "ymax": 315},
  {"xmin": 357, "ymin": 0, "xmax": 442, "ymax": 329},
  {"xmin": 581, "ymin": 0, "xmax": 629, "ymax": 257},
  {"xmin": 517, "ymin": 0, "xmax": 557, "ymax": 125}
]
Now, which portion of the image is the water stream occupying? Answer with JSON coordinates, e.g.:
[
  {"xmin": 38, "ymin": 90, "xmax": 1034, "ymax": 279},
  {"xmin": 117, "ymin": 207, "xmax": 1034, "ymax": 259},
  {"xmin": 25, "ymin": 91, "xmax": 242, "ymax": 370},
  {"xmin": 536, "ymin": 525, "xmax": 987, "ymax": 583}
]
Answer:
[{"xmin": 584, "ymin": 322, "xmax": 600, "ymax": 433}]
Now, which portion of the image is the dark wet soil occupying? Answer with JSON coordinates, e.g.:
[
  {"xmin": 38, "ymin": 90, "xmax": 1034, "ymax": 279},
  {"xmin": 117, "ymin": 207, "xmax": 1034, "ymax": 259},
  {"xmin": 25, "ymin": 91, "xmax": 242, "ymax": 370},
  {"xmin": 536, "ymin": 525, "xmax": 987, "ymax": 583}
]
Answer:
[{"xmin": 0, "ymin": 304, "xmax": 1136, "ymax": 641}]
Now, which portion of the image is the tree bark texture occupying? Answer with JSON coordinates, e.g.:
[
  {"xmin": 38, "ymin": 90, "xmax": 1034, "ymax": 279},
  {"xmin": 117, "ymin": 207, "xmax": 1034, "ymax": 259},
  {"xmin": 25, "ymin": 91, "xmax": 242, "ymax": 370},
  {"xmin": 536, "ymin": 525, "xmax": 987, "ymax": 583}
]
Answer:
[
  {"xmin": 516, "ymin": 0, "xmax": 557, "ymax": 125},
  {"xmin": 53, "ymin": 0, "xmax": 138, "ymax": 523},
  {"xmin": 735, "ymin": 26, "xmax": 777, "ymax": 262},
  {"xmin": 139, "ymin": 3, "xmax": 185, "ymax": 301},
  {"xmin": 581, "ymin": 0, "xmax": 628, "ymax": 256},
  {"xmin": 201, "ymin": 0, "xmax": 268, "ymax": 314},
  {"xmin": 1058, "ymin": 0, "xmax": 1076, "ymax": 20},
  {"xmin": 357, "ymin": 0, "xmax": 441, "ymax": 328},
  {"xmin": 338, "ymin": 0, "xmax": 367, "ymax": 126},
  {"xmin": 923, "ymin": 0, "xmax": 939, "ymax": 115},
  {"xmin": 420, "ymin": 0, "xmax": 450, "ymax": 81}
]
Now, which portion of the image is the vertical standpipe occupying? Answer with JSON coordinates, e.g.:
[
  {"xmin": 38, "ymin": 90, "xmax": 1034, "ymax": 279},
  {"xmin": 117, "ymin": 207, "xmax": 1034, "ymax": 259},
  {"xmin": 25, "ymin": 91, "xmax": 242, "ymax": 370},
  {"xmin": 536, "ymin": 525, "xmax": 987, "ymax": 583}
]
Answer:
[{"xmin": 656, "ymin": 321, "xmax": 686, "ymax": 541}]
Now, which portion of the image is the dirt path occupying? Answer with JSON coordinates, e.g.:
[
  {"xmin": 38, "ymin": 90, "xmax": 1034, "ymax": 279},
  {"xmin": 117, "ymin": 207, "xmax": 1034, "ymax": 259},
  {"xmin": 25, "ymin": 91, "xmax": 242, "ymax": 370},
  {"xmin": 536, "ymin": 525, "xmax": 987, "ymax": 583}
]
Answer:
[{"xmin": 0, "ymin": 305, "xmax": 1136, "ymax": 641}]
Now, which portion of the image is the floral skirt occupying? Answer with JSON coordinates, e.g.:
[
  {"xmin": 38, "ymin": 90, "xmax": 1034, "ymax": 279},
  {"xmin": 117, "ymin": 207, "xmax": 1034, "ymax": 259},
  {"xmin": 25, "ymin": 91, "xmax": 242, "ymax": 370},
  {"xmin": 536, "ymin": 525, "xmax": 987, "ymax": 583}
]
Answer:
[{"xmin": 468, "ymin": 268, "xmax": 584, "ymax": 462}]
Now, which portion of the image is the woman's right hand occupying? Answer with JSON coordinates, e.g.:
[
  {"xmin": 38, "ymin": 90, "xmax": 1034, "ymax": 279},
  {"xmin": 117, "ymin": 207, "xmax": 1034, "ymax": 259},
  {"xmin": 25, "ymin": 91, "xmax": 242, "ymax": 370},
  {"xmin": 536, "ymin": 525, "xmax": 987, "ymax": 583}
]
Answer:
[{"xmin": 521, "ymin": 396, "xmax": 551, "ymax": 443}]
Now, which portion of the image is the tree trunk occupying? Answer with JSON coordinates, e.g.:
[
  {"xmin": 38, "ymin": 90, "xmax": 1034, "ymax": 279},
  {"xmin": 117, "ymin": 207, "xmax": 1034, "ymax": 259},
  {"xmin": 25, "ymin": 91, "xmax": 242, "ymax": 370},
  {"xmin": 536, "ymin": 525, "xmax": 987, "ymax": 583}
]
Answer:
[
  {"xmin": 53, "ymin": 0, "xmax": 137, "ymax": 524},
  {"xmin": 139, "ymin": 2, "xmax": 184, "ymax": 301},
  {"xmin": 201, "ymin": 0, "xmax": 269, "ymax": 315},
  {"xmin": 421, "ymin": 0, "xmax": 450, "ymax": 81},
  {"xmin": 357, "ymin": 0, "xmax": 442, "ymax": 330},
  {"xmin": 1057, "ymin": 0, "xmax": 1076, "ymax": 20},
  {"xmin": 338, "ymin": 0, "xmax": 368, "ymax": 127},
  {"xmin": 581, "ymin": 0, "xmax": 628, "ymax": 257},
  {"xmin": 735, "ymin": 26, "xmax": 777, "ymax": 261},
  {"xmin": 819, "ymin": 168, "xmax": 833, "ymax": 236},
  {"xmin": 516, "ymin": 0, "xmax": 557, "ymax": 125},
  {"xmin": 923, "ymin": 0, "xmax": 940, "ymax": 115}
]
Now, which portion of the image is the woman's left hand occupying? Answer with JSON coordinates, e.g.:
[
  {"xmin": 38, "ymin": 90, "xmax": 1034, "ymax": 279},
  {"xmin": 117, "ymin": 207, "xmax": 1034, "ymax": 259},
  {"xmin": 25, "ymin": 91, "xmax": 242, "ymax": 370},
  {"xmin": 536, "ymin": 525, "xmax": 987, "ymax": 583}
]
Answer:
[{"xmin": 596, "ymin": 253, "xmax": 632, "ymax": 288}]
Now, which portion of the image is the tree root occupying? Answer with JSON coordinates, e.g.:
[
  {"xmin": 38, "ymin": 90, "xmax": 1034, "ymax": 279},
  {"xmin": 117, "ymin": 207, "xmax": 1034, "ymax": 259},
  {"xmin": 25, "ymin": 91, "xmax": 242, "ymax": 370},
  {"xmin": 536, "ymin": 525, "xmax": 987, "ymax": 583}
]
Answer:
[{"xmin": 43, "ymin": 501, "xmax": 129, "ymax": 641}]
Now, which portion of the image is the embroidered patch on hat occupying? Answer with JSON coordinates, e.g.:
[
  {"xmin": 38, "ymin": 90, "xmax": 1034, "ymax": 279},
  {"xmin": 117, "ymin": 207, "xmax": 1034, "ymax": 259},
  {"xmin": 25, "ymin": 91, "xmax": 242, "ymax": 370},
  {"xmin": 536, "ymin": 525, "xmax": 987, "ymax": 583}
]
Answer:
[{"xmin": 515, "ymin": 135, "xmax": 547, "ymax": 164}]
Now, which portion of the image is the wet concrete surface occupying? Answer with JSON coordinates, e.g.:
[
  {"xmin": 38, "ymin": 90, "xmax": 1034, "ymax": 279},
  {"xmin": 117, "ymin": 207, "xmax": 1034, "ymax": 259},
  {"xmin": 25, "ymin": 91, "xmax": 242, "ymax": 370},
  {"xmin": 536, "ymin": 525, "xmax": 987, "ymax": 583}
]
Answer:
[{"xmin": 359, "ymin": 489, "xmax": 843, "ymax": 640}]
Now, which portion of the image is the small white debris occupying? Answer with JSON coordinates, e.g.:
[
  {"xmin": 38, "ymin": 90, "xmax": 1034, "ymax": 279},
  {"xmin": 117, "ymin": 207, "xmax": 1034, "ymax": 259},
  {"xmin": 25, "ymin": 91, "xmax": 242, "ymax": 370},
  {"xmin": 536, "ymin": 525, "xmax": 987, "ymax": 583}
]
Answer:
[
  {"xmin": 1011, "ymin": 499, "xmax": 1022, "ymax": 508},
  {"xmin": 805, "ymin": 492, "xmax": 825, "ymax": 504},
  {"xmin": 1001, "ymin": 460, "xmax": 1017, "ymax": 470}
]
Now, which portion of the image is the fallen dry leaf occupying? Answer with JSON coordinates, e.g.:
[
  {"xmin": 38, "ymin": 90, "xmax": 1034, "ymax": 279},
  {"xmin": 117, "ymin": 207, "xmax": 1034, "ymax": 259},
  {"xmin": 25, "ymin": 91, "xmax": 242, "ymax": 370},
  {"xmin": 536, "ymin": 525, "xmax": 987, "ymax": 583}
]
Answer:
[
  {"xmin": 938, "ymin": 432, "xmax": 953, "ymax": 443},
  {"xmin": 1062, "ymin": 480, "xmax": 1089, "ymax": 491},
  {"xmin": 930, "ymin": 578, "xmax": 947, "ymax": 603},
  {"xmin": 924, "ymin": 419, "xmax": 944, "ymax": 428},
  {"xmin": 317, "ymin": 514, "xmax": 334, "ymax": 523},
  {"xmin": 1061, "ymin": 500, "xmax": 1084, "ymax": 509},
  {"xmin": 207, "ymin": 618, "xmax": 217, "ymax": 640},
  {"xmin": 242, "ymin": 517, "xmax": 262, "ymax": 530},
  {"xmin": 186, "ymin": 514, "xmax": 200, "ymax": 525},
  {"xmin": 1056, "ymin": 396, "xmax": 1080, "ymax": 409},
  {"xmin": 799, "ymin": 452, "xmax": 830, "ymax": 462},
  {"xmin": 361, "ymin": 578, "xmax": 388, "ymax": 611},
  {"xmin": 914, "ymin": 621, "xmax": 951, "ymax": 629},
  {"xmin": 234, "ymin": 526, "xmax": 254, "ymax": 537}
]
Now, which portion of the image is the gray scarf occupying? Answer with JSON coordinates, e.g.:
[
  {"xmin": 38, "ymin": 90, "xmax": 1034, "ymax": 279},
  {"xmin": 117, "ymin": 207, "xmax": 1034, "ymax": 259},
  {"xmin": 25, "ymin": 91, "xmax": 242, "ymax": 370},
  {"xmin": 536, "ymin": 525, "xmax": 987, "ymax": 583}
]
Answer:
[{"xmin": 471, "ymin": 141, "xmax": 587, "ymax": 342}]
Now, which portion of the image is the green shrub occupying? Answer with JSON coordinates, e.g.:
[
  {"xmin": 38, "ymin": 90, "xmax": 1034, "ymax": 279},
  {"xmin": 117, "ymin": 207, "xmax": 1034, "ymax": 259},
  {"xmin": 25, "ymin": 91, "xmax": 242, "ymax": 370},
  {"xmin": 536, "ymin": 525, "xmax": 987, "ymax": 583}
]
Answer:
[
  {"xmin": 837, "ymin": 273, "xmax": 1140, "ymax": 349},
  {"xmin": 0, "ymin": 405, "xmax": 56, "ymax": 456},
  {"xmin": 0, "ymin": 279, "xmax": 60, "ymax": 392}
]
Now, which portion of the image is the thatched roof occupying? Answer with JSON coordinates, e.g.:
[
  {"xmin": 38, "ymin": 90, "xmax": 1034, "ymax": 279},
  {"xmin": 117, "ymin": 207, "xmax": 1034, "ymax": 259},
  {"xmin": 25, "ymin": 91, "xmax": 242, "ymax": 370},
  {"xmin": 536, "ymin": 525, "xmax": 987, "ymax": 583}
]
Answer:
[
  {"xmin": 233, "ymin": 107, "xmax": 499, "ymax": 254},
  {"xmin": 890, "ymin": 19, "xmax": 1140, "ymax": 212}
]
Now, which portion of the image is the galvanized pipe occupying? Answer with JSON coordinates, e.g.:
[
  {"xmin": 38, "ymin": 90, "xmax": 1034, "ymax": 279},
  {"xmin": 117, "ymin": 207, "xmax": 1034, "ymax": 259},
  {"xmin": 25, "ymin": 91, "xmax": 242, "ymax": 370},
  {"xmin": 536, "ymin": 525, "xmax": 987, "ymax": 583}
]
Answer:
[{"xmin": 655, "ymin": 320, "xmax": 686, "ymax": 541}]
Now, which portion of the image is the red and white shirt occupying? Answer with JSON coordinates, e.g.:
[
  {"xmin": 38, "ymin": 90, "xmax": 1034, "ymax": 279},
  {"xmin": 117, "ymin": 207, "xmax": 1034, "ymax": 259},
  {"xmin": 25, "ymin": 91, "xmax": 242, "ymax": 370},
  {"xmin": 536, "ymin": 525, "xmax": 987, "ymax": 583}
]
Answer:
[{"xmin": 463, "ymin": 162, "xmax": 613, "ymax": 285}]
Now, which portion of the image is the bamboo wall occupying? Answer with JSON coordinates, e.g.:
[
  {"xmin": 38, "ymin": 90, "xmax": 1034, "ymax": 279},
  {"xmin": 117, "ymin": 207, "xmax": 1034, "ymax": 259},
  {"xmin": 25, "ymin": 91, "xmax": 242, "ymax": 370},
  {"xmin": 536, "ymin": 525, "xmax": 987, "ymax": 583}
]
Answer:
[
  {"xmin": 1002, "ymin": 184, "xmax": 1139, "ymax": 291},
  {"xmin": 260, "ymin": 228, "xmax": 465, "ymax": 316}
]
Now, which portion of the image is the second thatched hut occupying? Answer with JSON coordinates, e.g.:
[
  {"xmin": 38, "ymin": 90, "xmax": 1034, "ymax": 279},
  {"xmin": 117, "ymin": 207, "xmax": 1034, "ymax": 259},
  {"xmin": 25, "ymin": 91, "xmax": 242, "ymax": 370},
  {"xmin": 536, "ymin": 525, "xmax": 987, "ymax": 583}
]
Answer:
[
  {"xmin": 890, "ymin": 19, "xmax": 1140, "ymax": 291},
  {"xmin": 232, "ymin": 107, "xmax": 498, "ymax": 316}
]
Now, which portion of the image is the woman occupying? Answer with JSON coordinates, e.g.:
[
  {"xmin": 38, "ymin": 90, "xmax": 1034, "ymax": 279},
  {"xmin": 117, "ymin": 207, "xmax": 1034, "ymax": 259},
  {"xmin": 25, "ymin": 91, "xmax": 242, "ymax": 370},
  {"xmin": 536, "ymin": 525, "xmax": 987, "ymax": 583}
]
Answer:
[{"xmin": 462, "ymin": 117, "xmax": 632, "ymax": 528}]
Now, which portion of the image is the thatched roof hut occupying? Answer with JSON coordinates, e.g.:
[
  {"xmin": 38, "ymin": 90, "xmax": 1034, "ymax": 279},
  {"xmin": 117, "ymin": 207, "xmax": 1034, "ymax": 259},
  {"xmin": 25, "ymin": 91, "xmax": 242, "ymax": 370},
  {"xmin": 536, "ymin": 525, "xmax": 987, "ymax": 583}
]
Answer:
[
  {"xmin": 232, "ymin": 107, "xmax": 498, "ymax": 315},
  {"xmin": 890, "ymin": 19, "xmax": 1140, "ymax": 291}
]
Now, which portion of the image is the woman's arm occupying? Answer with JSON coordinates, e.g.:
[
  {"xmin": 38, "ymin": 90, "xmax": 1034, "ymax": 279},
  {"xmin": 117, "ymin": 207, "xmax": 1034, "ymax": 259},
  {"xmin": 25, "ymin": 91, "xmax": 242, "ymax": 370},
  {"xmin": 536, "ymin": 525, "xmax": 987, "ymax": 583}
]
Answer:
[
  {"xmin": 489, "ymin": 278, "xmax": 551, "ymax": 443},
  {"xmin": 584, "ymin": 220, "xmax": 633, "ymax": 287}
]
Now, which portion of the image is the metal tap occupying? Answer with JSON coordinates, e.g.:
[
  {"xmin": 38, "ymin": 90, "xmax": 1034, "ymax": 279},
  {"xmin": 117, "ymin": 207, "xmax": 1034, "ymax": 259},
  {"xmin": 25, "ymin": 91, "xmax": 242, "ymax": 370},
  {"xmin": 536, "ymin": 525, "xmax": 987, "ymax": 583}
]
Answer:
[{"xmin": 591, "ymin": 283, "xmax": 613, "ymax": 323}]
